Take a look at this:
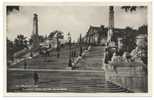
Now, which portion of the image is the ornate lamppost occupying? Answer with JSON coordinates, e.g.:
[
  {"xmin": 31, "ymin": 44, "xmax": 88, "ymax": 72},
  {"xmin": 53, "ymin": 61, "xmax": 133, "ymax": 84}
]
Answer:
[
  {"xmin": 79, "ymin": 34, "xmax": 82, "ymax": 56},
  {"xmin": 68, "ymin": 32, "xmax": 72, "ymax": 67},
  {"xmin": 56, "ymin": 33, "xmax": 60, "ymax": 58}
]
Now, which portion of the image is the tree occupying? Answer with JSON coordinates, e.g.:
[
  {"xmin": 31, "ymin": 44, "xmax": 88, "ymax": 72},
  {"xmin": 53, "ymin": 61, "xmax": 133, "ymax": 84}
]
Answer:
[
  {"xmin": 48, "ymin": 30, "xmax": 64, "ymax": 39},
  {"xmin": 138, "ymin": 25, "xmax": 147, "ymax": 34},
  {"xmin": 14, "ymin": 34, "xmax": 27, "ymax": 52},
  {"xmin": 121, "ymin": 6, "xmax": 145, "ymax": 12},
  {"xmin": 39, "ymin": 35, "xmax": 45, "ymax": 42},
  {"xmin": 7, "ymin": 6, "xmax": 20, "ymax": 15},
  {"xmin": 48, "ymin": 30, "xmax": 64, "ymax": 58},
  {"xmin": 7, "ymin": 38, "xmax": 14, "ymax": 60},
  {"xmin": 118, "ymin": 6, "xmax": 147, "ymax": 52},
  {"xmin": 48, "ymin": 31, "xmax": 56, "ymax": 39},
  {"xmin": 29, "ymin": 36, "xmax": 33, "ymax": 45},
  {"xmin": 124, "ymin": 26, "xmax": 137, "ymax": 52},
  {"xmin": 55, "ymin": 30, "xmax": 64, "ymax": 58}
]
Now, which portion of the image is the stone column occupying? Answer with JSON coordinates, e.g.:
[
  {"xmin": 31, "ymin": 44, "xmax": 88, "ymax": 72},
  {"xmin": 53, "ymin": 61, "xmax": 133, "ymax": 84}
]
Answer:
[
  {"xmin": 107, "ymin": 6, "xmax": 114, "ymax": 44},
  {"xmin": 32, "ymin": 13, "xmax": 40, "ymax": 51}
]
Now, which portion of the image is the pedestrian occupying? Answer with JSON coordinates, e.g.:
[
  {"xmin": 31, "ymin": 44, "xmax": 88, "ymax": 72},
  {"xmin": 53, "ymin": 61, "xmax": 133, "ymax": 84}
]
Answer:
[
  {"xmin": 33, "ymin": 72, "xmax": 39, "ymax": 85},
  {"xmin": 56, "ymin": 47, "xmax": 60, "ymax": 58},
  {"xmin": 74, "ymin": 50, "xmax": 76, "ymax": 57},
  {"xmin": 30, "ymin": 52, "xmax": 33, "ymax": 57},
  {"xmin": 24, "ymin": 60, "xmax": 27, "ymax": 69}
]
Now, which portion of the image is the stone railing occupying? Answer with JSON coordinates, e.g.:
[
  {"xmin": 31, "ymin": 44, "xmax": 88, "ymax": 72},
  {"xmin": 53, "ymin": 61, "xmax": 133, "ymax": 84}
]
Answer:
[
  {"xmin": 104, "ymin": 61, "xmax": 147, "ymax": 92},
  {"xmin": 72, "ymin": 46, "xmax": 91, "ymax": 67}
]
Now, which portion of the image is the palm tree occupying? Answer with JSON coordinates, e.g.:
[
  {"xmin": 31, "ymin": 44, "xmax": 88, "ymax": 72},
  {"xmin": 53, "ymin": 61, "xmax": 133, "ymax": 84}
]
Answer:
[{"xmin": 121, "ymin": 6, "xmax": 145, "ymax": 12}]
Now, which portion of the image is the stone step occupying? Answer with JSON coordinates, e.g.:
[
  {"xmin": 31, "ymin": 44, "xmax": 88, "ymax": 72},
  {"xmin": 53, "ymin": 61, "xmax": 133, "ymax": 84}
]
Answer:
[{"xmin": 8, "ymin": 70, "xmax": 130, "ymax": 92}]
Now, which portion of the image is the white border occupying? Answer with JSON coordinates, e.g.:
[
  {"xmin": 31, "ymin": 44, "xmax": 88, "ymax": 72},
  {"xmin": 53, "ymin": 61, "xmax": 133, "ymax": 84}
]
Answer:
[{"xmin": 3, "ymin": 1, "xmax": 152, "ymax": 97}]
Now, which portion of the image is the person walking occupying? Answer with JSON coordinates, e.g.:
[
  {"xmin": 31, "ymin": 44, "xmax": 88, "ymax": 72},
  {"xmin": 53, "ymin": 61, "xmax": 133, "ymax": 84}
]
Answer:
[
  {"xmin": 33, "ymin": 72, "xmax": 39, "ymax": 85},
  {"xmin": 24, "ymin": 60, "xmax": 27, "ymax": 69}
]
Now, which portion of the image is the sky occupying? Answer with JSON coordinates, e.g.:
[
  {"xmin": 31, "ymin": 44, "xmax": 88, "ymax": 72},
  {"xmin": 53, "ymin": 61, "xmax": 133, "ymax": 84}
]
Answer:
[{"xmin": 6, "ymin": 6, "xmax": 147, "ymax": 41}]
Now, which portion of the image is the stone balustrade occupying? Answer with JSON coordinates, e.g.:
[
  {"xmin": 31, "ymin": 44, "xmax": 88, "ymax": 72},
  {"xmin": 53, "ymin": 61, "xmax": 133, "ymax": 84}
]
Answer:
[{"xmin": 104, "ymin": 61, "xmax": 147, "ymax": 92}]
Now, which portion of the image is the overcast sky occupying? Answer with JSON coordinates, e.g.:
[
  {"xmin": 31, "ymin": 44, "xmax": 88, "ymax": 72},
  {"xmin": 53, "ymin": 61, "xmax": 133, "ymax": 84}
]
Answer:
[{"xmin": 6, "ymin": 6, "xmax": 147, "ymax": 41}]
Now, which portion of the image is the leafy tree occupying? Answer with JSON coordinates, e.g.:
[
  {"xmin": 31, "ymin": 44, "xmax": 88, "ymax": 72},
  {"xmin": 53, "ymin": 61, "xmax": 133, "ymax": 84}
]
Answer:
[
  {"xmin": 29, "ymin": 37, "xmax": 33, "ymax": 45},
  {"xmin": 7, "ymin": 38, "xmax": 14, "ymax": 60},
  {"xmin": 39, "ymin": 35, "xmax": 45, "ymax": 42},
  {"xmin": 48, "ymin": 30, "xmax": 64, "ymax": 58},
  {"xmin": 48, "ymin": 30, "xmax": 64, "ymax": 39},
  {"xmin": 48, "ymin": 30, "xmax": 64, "ymax": 46},
  {"xmin": 7, "ymin": 6, "xmax": 20, "ymax": 15},
  {"xmin": 124, "ymin": 26, "xmax": 137, "ymax": 52},
  {"xmin": 48, "ymin": 31, "xmax": 56, "ymax": 39},
  {"xmin": 121, "ymin": 6, "xmax": 145, "ymax": 12},
  {"xmin": 28, "ymin": 34, "xmax": 46, "ymax": 46},
  {"xmin": 138, "ymin": 25, "xmax": 147, "ymax": 34},
  {"xmin": 14, "ymin": 34, "xmax": 27, "ymax": 51},
  {"xmin": 111, "ymin": 6, "xmax": 147, "ymax": 52}
]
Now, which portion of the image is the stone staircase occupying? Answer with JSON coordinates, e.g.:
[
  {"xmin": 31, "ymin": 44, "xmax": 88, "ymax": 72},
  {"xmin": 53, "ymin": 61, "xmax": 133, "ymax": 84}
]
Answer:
[
  {"xmin": 9, "ymin": 45, "xmax": 81, "ymax": 69},
  {"xmin": 76, "ymin": 46, "xmax": 105, "ymax": 70},
  {"xmin": 8, "ymin": 46, "xmax": 131, "ymax": 93},
  {"xmin": 8, "ymin": 70, "xmax": 131, "ymax": 93}
]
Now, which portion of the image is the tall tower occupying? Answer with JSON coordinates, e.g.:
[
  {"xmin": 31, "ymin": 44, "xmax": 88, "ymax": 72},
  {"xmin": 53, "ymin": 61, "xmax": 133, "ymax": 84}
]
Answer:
[
  {"xmin": 107, "ymin": 6, "xmax": 114, "ymax": 44},
  {"xmin": 32, "ymin": 13, "xmax": 40, "ymax": 51}
]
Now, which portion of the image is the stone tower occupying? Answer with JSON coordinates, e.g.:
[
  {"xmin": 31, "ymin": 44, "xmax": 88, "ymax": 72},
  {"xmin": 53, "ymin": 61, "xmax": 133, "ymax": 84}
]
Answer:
[
  {"xmin": 107, "ymin": 6, "xmax": 114, "ymax": 44},
  {"xmin": 32, "ymin": 13, "xmax": 40, "ymax": 51}
]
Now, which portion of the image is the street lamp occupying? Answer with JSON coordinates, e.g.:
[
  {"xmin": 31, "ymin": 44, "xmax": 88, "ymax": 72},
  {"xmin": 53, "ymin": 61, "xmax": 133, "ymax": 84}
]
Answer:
[
  {"xmin": 56, "ymin": 33, "xmax": 60, "ymax": 58},
  {"xmin": 79, "ymin": 34, "xmax": 82, "ymax": 56},
  {"xmin": 68, "ymin": 32, "xmax": 72, "ymax": 67}
]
